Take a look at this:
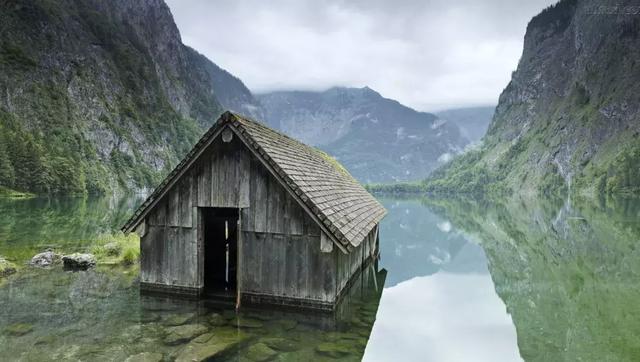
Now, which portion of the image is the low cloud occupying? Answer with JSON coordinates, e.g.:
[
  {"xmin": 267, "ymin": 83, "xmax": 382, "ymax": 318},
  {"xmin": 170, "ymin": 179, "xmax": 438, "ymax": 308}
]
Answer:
[{"xmin": 166, "ymin": 0, "xmax": 556, "ymax": 111}]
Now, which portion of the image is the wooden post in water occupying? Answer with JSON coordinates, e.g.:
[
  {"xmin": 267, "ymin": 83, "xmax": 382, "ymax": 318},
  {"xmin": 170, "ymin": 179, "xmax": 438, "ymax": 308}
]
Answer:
[{"xmin": 236, "ymin": 209, "xmax": 242, "ymax": 310}]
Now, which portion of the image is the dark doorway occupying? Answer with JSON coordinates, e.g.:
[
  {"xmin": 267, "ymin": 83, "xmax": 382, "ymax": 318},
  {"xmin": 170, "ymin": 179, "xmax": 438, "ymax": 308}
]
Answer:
[{"xmin": 202, "ymin": 208, "xmax": 239, "ymax": 296}]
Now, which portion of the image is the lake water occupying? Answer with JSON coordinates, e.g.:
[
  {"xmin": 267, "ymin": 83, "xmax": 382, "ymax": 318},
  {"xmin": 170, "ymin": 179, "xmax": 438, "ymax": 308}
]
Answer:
[{"xmin": 1, "ymin": 194, "xmax": 639, "ymax": 361}]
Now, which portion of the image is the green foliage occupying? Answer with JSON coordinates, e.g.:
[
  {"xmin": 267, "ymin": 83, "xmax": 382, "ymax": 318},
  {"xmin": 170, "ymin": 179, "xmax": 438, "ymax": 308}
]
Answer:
[
  {"xmin": 0, "ymin": 0, "xmax": 218, "ymax": 196},
  {"xmin": 91, "ymin": 232, "xmax": 140, "ymax": 266},
  {"xmin": 539, "ymin": 163, "xmax": 568, "ymax": 197},
  {"xmin": 0, "ymin": 42, "xmax": 37, "ymax": 70},
  {"xmin": 425, "ymin": 194, "xmax": 640, "ymax": 361},
  {"xmin": 0, "ymin": 108, "xmax": 91, "ymax": 194},
  {"xmin": 0, "ymin": 186, "xmax": 34, "ymax": 199},
  {"xmin": 0, "ymin": 136, "xmax": 15, "ymax": 187},
  {"xmin": 573, "ymin": 136, "xmax": 640, "ymax": 196},
  {"xmin": 602, "ymin": 143, "xmax": 640, "ymax": 194},
  {"xmin": 423, "ymin": 148, "xmax": 507, "ymax": 196},
  {"xmin": 121, "ymin": 246, "xmax": 139, "ymax": 266},
  {"xmin": 365, "ymin": 182, "xmax": 426, "ymax": 194}
]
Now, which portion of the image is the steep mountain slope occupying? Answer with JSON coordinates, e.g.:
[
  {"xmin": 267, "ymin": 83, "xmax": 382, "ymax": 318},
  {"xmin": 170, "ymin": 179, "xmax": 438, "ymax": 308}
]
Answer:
[
  {"xmin": 0, "ymin": 0, "xmax": 257, "ymax": 194},
  {"xmin": 259, "ymin": 87, "xmax": 468, "ymax": 183},
  {"xmin": 427, "ymin": 0, "xmax": 640, "ymax": 196},
  {"xmin": 187, "ymin": 48, "xmax": 265, "ymax": 121},
  {"xmin": 436, "ymin": 106, "xmax": 495, "ymax": 143}
]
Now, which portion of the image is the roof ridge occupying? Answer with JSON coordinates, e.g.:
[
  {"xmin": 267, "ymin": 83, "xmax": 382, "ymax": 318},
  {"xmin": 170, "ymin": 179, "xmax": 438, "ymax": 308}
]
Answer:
[
  {"xmin": 123, "ymin": 111, "xmax": 386, "ymax": 251},
  {"xmin": 228, "ymin": 112, "xmax": 385, "ymax": 247}
]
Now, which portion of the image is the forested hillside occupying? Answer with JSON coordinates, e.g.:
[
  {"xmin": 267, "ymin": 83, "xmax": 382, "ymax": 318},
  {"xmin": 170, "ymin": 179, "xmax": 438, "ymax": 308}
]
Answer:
[{"xmin": 0, "ymin": 0, "xmax": 259, "ymax": 195}]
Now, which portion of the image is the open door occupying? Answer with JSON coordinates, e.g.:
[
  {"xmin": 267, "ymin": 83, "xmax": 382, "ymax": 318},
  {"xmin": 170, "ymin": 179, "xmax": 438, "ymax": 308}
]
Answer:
[{"xmin": 202, "ymin": 208, "xmax": 239, "ymax": 296}]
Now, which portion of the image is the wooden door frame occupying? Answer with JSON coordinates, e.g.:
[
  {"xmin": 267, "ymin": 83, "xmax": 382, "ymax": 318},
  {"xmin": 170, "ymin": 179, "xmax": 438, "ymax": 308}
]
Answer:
[
  {"xmin": 236, "ymin": 208, "xmax": 242, "ymax": 309},
  {"xmin": 198, "ymin": 206, "xmax": 241, "ymax": 297}
]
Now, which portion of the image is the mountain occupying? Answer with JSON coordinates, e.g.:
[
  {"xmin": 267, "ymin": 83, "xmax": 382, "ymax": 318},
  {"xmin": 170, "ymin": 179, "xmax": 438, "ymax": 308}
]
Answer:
[
  {"xmin": 436, "ymin": 106, "xmax": 495, "ymax": 143},
  {"xmin": 426, "ymin": 0, "xmax": 640, "ymax": 196},
  {"xmin": 258, "ymin": 87, "xmax": 468, "ymax": 183},
  {"xmin": 0, "ymin": 0, "xmax": 258, "ymax": 194}
]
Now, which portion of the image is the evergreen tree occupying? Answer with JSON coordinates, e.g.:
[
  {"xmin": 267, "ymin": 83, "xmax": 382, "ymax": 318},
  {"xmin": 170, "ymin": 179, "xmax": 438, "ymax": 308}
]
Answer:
[{"xmin": 0, "ymin": 136, "xmax": 15, "ymax": 187}]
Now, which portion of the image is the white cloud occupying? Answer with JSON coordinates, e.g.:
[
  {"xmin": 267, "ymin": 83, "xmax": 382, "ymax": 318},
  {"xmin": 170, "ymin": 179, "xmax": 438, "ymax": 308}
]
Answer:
[{"xmin": 166, "ymin": 0, "xmax": 557, "ymax": 112}]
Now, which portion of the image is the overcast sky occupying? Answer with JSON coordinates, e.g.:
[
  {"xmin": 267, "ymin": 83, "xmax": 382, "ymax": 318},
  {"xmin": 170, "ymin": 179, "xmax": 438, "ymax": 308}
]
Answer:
[{"xmin": 166, "ymin": 0, "xmax": 557, "ymax": 112}]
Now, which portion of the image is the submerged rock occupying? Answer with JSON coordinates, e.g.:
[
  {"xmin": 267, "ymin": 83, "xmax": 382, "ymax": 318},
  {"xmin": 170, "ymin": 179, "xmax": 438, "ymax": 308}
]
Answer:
[
  {"xmin": 246, "ymin": 342, "xmax": 277, "ymax": 361},
  {"xmin": 0, "ymin": 257, "xmax": 17, "ymax": 277},
  {"xmin": 233, "ymin": 317, "xmax": 263, "ymax": 329},
  {"xmin": 174, "ymin": 329, "xmax": 249, "ymax": 362},
  {"xmin": 132, "ymin": 313, "xmax": 161, "ymax": 324},
  {"xmin": 207, "ymin": 313, "xmax": 227, "ymax": 327},
  {"xmin": 30, "ymin": 250, "xmax": 58, "ymax": 267},
  {"xmin": 124, "ymin": 352, "xmax": 163, "ymax": 362},
  {"xmin": 261, "ymin": 337, "xmax": 299, "ymax": 352},
  {"xmin": 276, "ymin": 319, "xmax": 298, "ymax": 331},
  {"xmin": 163, "ymin": 324, "xmax": 209, "ymax": 345},
  {"xmin": 162, "ymin": 312, "xmax": 195, "ymax": 326},
  {"xmin": 315, "ymin": 341, "xmax": 353, "ymax": 358},
  {"xmin": 62, "ymin": 253, "xmax": 96, "ymax": 270},
  {"xmin": 4, "ymin": 323, "xmax": 33, "ymax": 336}
]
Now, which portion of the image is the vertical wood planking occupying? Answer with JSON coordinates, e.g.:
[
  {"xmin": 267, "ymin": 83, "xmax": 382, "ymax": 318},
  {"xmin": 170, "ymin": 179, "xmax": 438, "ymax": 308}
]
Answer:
[
  {"xmin": 253, "ymin": 160, "xmax": 268, "ymax": 232},
  {"xmin": 210, "ymin": 145, "xmax": 219, "ymax": 207},
  {"xmin": 238, "ymin": 149, "xmax": 250, "ymax": 207},
  {"xmin": 154, "ymin": 199, "xmax": 166, "ymax": 226},
  {"xmin": 168, "ymin": 187, "xmax": 179, "ymax": 226},
  {"xmin": 266, "ymin": 178, "xmax": 278, "ymax": 233},
  {"xmin": 284, "ymin": 235, "xmax": 296, "ymax": 297},
  {"xmin": 179, "ymin": 176, "xmax": 192, "ymax": 228},
  {"xmin": 288, "ymin": 194, "xmax": 303, "ymax": 235},
  {"xmin": 199, "ymin": 154, "xmax": 211, "ymax": 207}
]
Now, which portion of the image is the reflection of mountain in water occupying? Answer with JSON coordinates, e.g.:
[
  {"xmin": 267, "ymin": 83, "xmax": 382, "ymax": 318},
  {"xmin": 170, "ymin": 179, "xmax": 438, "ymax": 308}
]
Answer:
[
  {"xmin": 426, "ymin": 195, "xmax": 640, "ymax": 361},
  {"xmin": 378, "ymin": 197, "xmax": 488, "ymax": 287},
  {"xmin": 0, "ymin": 195, "xmax": 144, "ymax": 262}
]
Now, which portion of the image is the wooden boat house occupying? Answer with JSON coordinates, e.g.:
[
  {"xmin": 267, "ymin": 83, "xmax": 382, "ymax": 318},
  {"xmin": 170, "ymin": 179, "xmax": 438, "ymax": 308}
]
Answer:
[{"xmin": 122, "ymin": 111, "xmax": 386, "ymax": 311}]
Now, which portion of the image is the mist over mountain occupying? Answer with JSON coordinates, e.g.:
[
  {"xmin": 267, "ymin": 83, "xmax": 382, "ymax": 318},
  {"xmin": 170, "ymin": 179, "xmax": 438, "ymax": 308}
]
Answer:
[
  {"xmin": 259, "ymin": 87, "xmax": 469, "ymax": 183},
  {"xmin": 436, "ymin": 106, "xmax": 495, "ymax": 144}
]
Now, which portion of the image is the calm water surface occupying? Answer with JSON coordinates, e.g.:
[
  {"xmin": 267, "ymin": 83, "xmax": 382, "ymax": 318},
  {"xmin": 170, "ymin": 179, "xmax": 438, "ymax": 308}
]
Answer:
[{"xmin": 1, "ymin": 194, "xmax": 639, "ymax": 361}]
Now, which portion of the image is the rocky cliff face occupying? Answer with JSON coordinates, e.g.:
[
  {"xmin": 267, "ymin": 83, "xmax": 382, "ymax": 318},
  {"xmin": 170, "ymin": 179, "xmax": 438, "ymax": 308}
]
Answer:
[
  {"xmin": 0, "ymin": 0, "xmax": 256, "ymax": 194},
  {"xmin": 259, "ymin": 87, "xmax": 468, "ymax": 183},
  {"xmin": 427, "ymin": 0, "xmax": 640, "ymax": 196}
]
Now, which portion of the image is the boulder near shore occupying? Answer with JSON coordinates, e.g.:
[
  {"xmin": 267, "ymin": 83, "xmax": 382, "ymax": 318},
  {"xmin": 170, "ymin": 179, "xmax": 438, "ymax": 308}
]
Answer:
[
  {"xmin": 29, "ymin": 250, "xmax": 59, "ymax": 267},
  {"xmin": 62, "ymin": 253, "xmax": 96, "ymax": 270}
]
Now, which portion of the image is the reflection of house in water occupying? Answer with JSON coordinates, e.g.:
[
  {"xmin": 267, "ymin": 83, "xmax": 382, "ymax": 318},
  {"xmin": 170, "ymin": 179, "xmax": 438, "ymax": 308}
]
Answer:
[
  {"xmin": 137, "ymin": 263, "xmax": 387, "ymax": 360},
  {"xmin": 378, "ymin": 197, "xmax": 488, "ymax": 287}
]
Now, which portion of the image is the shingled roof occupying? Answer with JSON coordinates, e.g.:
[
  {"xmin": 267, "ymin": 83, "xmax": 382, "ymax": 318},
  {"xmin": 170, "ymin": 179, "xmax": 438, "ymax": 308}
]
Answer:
[{"xmin": 122, "ymin": 111, "xmax": 386, "ymax": 252}]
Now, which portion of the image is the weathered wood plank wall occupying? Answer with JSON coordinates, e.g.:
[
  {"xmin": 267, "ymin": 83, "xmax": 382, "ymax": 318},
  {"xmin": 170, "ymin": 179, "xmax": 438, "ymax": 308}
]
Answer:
[
  {"xmin": 141, "ymin": 136, "xmax": 252, "ymax": 289},
  {"xmin": 239, "ymin": 232, "xmax": 337, "ymax": 302},
  {"xmin": 238, "ymin": 154, "xmax": 337, "ymax": 302},
  {"xmin": 335, "ymin": 226, "xmax": 378, "ymax": 295},
  {"xmin": 139, "ymin": 126, "xmax": 381, "ymax": 305},
  {"xmin": 140, "ymin": 222, "xmax": 198, "ymax": 287}
]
